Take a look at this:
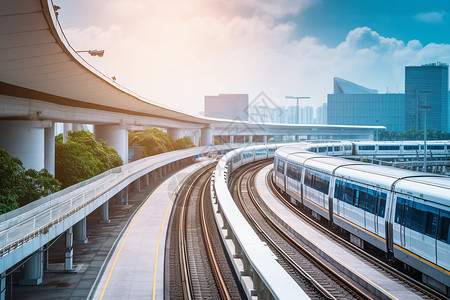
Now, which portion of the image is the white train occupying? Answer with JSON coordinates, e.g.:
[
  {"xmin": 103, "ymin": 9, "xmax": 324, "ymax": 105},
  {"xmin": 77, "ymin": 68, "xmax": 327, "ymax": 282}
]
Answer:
[{"xmin": 273, "ymin": 143, "xmax": 450, "ymax": 295}]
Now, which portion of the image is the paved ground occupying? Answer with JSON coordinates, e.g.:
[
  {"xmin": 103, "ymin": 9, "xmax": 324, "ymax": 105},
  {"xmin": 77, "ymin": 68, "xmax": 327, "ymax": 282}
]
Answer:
[{"xmin": 11, "ymin": 166, "xmax": 183, "ymax": 300}]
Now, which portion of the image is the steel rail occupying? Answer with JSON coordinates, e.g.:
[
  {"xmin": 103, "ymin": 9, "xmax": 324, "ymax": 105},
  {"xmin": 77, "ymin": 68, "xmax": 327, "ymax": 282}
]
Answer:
[{"xmin": 236, "ymin": 162, "xmax": 371, "ymax": 300}]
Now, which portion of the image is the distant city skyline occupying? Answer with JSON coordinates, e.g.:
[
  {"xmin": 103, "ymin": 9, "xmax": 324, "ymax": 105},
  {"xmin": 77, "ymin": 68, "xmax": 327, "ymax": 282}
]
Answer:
[{"xmin": 55, "ymin": 0, "xmax": 450, "ymax": 115}]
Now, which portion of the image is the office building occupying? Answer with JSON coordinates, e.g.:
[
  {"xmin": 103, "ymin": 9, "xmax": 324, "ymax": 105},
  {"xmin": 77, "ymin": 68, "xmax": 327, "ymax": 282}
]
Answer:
[
  {"xmin": 328, "ymin": 78, "xmax": 405, "ymax": 131},
  {"xmin": 204, "ymin": 94, "xmax": 249, "ymax": 121},
  {"xmin": 405, "ymin": 62, "xmax": 449, "ymax": 132}
]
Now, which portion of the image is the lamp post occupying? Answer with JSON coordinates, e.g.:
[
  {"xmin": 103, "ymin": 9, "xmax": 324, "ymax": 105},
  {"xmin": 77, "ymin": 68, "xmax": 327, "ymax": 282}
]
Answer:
[
  {"xmin": 285, "ymin": 96, "xmax": 310, "ymax": 124},
  {"xmin": 76, "ymin": 49, "xmax": 105, "ymax": 57},
  {"xmin": 418, "ymin": 90, "xmax": 431, "ymax": 172},
  {"xmin": 421, "ymin": 105, "xmax": 431, "ymax": 172}
]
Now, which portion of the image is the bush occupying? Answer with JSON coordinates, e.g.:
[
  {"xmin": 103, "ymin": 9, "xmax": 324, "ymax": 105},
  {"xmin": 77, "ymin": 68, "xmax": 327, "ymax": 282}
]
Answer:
[
  {"xmin": 129, "ymin": 128, "xmax": 193, "ymax": 157},
  {"xmin": 0, "ymin": 148, "xmax": 61, "ymax": 214},
  {"xmin": 55, "ymin": 131, "xmax": 123, "ymax": 188}
]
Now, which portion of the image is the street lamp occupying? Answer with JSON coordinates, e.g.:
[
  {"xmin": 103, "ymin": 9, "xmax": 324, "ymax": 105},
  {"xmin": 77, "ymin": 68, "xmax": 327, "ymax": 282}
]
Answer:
[
  {"xmin": 76, "ymin": 49, "xmax": 105, "ymax": 57},
  {"xmin": 285, "ymin": 96, "xmax": 310, "ymax": 124},
  {"xmin": 421, "ymin": 105, "xmax": 431, "ymax": 172},
  {"xmin": 419, "ymin": 90, "xmax": 431, "ymax": 172}
]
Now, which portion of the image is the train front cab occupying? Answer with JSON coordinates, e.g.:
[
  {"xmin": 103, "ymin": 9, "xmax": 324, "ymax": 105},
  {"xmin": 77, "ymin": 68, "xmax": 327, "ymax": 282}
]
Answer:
[{"xmin": 391, "ymin": 179, "xmax": 450, "ymax": 294}]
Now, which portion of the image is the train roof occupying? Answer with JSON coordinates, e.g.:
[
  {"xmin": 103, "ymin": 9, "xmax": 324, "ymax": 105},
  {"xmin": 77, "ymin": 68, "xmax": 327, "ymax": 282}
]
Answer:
[
  {"xmin": 331, "ymin": 162, "xmax": 421, "ymax": 189},
  {"xmin": 395, "ymin": 176, "xmax": 450, "ymax": 206}
]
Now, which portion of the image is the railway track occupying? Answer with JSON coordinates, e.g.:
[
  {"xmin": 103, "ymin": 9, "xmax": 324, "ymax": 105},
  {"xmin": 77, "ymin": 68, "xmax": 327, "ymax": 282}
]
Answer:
[
  {"xmin": 232, "ymin": 161, "xmax": 371, "ymax": 300},
  {"xmin": 265, "ymin": 168, "xmax": 446, "ymax": 300},
  {"xmin": 166, "ymin": 164, "xmax": 241, "ymax": 299}
]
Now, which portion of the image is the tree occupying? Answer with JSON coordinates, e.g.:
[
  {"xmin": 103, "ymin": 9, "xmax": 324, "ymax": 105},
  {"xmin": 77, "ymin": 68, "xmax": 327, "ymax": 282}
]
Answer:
[
  {"xmin": 129, "ymin": 128, "xmax": 194, "ymax": 157},
  {"xmin": 55, "ymin": 131, "xmax": 123, "ymax": 188},
  {"xmin": 0, "ymin": 148, "xmax": 61, "ymax": 214}
]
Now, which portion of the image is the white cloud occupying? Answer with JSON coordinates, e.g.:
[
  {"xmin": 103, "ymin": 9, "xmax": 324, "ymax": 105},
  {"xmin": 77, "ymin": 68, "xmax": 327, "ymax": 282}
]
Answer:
[
  {"xmin": 414, "ymin": 11, "xmax": 446, "ymax": 24},
  {"xmin": 61, "ymin": 1, "xmax": 450, "ymax": 114}
]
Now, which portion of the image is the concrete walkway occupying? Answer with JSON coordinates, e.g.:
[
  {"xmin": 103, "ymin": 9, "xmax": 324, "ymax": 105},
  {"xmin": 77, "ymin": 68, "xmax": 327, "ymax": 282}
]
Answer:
[{"xmin": 90, "ymin": 160, "xmax": 213, "ymax": 300}]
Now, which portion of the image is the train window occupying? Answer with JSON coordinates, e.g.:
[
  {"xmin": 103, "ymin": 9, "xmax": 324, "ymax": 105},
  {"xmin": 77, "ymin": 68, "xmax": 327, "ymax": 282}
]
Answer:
[
  {"xmin": 395, "ymin": 197, "xmax": 406, "ymax": 225},
  {"xmin": 286, "ymin": 163, "xmax": 302, "ymax": 181},
  {"xmin": 403, "ymin": 145, "xmax": 419, "ymax": 150},
  {"xmin": 277, "ymin": 159, "xmax": 285, "ymax": 174},
  {"xmin": 334, "ymin": 179, "xmax": 344, "ymax": 200},
  {"xmin": 328, "ymin": 147, "xmax": 333, "ymax": 152},
  {"xmin": 438, "ymin": 210, "xmax": 450, "ymax": 244},
  {"xmin": 334, "ymin": 146, "xmax": 341, "ymax": 151},
  {"xmin": 343, "ymin": 183, "xmax": 354, "ymax": 204},
  {"xmin": 304, "ymin": 169, "xmax": 330, "ymax": 194},
  {"xmin": 378, "ymin": 145, "xmax": 400, "ymax": 151},
  {"xmin": 359, "ymin": 146, "xmax": 375, "ymax": 151},
  {"xmin": 377, "ymin": 192, "xmax": 387, "ymax": 217},
  {"xmin": 365, "ymin": 188, "xmax": 377, "ymax": 214},
  {"xmin": 409, "ymin": 202, "xmax": 438, "ymax": 236},
  {"xmin": 427, "ymin": 145, "xmax": 445, "ymax": 150},
  {"xmin": 344, "ymin": 145, "xmax": 352, "ymax": 151},
  {"xmin": 318, "ymin": 147, "xmax": 327, "ymax": 153}
]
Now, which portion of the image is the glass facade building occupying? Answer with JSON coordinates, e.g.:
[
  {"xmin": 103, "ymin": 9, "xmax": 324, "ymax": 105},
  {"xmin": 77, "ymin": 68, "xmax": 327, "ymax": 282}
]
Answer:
[
  {"xmin": 328, "ymin": 93, "xmax": 405, "ymax": 131},
  {"xmin": 327, "ymin": 77, "xmax": 405, "ymax": 131},
  {"xmin": 405, "ymin": 63, "xmax": 449, "ymax": 132}
]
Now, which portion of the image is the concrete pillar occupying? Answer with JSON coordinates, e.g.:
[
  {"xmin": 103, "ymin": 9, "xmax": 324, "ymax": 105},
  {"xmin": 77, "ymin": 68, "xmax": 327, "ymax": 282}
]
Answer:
[
  {"xmin": 122, "ymin": 186, "xmax": 129, "ymax": 205},
  {"xmin": 74, "ymin": 218, "xmax": 88, "ymax": 245},
  {"xmin": 201, "ymin": 126, "xmax": 213, "ymax": 146},
  {"xmin": 19, "ymin": 251, "xmax": 43, "ymax": 285},
  {"xmin": 63, "ymin": 123, "xmax": 73, "ymax": 143},
  {"xmin": 44, "ymin": 125, "xmax": 55, "ymax": 175},
  {"xmin": 167, "ymin": 128, "xmax": 184, "ymax": 140},
  {"xmin": 145, "ymin": 173, "xmax": 150, "ymax": 186},
  {"xmin": 0, "ymin": 120, "xmax": 51, "ymax": 171},
  {"xmin": 65, "ymin": 228, "xmax": 73, "ymax": 271},
  {"xmin": 99, "ymin": 201, "xmax": 110, "ymax": 223},
  {"xmin": 230, "ymin": 136, "xmax": 234, "ymax": 144},
  {"xmin": 263, "ymin": 135, "xmax": 267, "ymax": 143},
  {"xmin": 95, "ymin": 124, "xmax": 128, "ymax": 164},
  {"xmin": 248, "ymin": 136, "xmax": 253, "ymax": 143},
  {"xmin": 133, "ymin": 178, "xmax": 141, "ymax": 192}
]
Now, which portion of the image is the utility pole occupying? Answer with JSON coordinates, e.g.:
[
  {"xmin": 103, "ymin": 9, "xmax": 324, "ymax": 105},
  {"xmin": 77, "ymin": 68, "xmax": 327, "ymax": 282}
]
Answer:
[{"xmin": 285, "ymin": 96, "xmax": 310, "ymax": 124}]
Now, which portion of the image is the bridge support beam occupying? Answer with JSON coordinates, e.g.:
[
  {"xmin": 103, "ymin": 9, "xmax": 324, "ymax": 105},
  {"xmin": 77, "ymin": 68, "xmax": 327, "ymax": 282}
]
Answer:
[
  {"xmin": 201, "ymin": 126, "xmax": 213, "ymax": 146},
  {"xmin": 19, "ymin": 250, "xmax": 43, "ymax": 285},
  {"xmin": 65, "ymin": 228, "xmax": 73, "ymax": 271},
  {"xmin": 0, "ymin": 120, "xmax": 51, "ymax": 171},
  {"xmin": 230, "ymin": 136, "xmax": 234, "ymax": 144},
  {"xmin": 44, "ymin": 125, "xmax": 55, "ymax": 175},
  {"xmin": 263, "ymin": 135, "xmax": 267, "ymax": 143},
  {"xmin": 248, "ymin": 136, "xmax": 253, "ymax": 143},
  {"xmin": 95, "ymin": 124, "xmax": 128, "ymax": 164},
  {"xmin": 133, "ymin": 178, "xmax": 141, "ymax": 192},
  {"xmin": 74, "ymin": 218, "xmax": 88, "ymax": 245},
  {"xmin": 99, "ymin": 201, "xmax": 110, "ymax": 223},
  {"xmin": 167, "ymin": 128, "xmax": 184, "ymax": 140}
]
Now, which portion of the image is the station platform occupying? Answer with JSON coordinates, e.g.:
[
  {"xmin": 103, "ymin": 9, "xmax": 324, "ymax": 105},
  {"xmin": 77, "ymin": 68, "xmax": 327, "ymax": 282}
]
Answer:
[
  {"xmin": 90, "ymin": 159, "xmax": 213, "ymax": 300},
  {"xmin": 255, "ymin": 165, "xmax": 424, "ymax": 300}
]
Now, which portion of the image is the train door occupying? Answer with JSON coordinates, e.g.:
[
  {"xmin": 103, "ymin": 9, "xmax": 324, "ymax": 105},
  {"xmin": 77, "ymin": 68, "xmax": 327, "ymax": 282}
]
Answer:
[
  {"xmin": 437, "ymin": 209, "xmax": 450, "ymax": 273},
  {"xmin": 365, "ymin": 187, "xmax": 378, "ymax": 234},
  {"xmin": 376, "ymin": 191, "xmax": 387, "ymax": 239},
  {"xmin": 393, "ymin": 195, "xmax": 412, "ymax": 250}
]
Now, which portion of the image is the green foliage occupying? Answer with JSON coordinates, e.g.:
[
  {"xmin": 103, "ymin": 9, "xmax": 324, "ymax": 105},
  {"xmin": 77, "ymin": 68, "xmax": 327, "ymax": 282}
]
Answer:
[
  {"xmin": 0, "ymin": 148, "xmax": 61, "ymax": 214},
  {"xmin": 174, "ymin": 136, "xmax": 195, "ymax": 150},
  {"xmin": 129, "ymin": 128, "xmax": 193, "ymax": 157},
  {"xmin": 21, "ymin": 169, "xmax": 61, "ymax": 207},
  {"xmin": 378, "ymin": 129, "xmax": 450, "ymax": 141},
  {"xmin": 214, "ymin": 139, "xmax": 220, "ymax": 145},
  {"xmin": 55, "ymin": 131, "xmax": 123, "ymax": 188}
]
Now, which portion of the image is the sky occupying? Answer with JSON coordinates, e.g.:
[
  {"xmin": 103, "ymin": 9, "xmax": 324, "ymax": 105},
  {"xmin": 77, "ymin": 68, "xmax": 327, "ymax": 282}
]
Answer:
[{"xmin": 54, "ymin": 0, "xmax": 450, "ymax": 115}]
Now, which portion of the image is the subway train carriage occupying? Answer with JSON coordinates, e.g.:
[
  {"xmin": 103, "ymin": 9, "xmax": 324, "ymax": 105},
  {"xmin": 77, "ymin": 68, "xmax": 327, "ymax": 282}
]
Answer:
[{"xmin": 274, "ymin": 143, "xmax": 450, "ymax": 293}]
